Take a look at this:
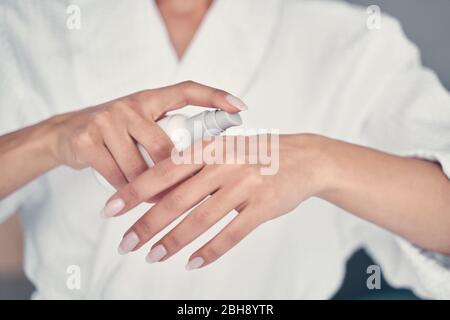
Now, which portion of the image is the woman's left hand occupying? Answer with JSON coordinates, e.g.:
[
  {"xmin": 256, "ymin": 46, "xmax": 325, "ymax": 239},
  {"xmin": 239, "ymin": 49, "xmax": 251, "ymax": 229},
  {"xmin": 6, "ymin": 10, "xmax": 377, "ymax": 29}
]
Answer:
[{"xmin": 104, "ymin": 134, "xmax": 331, "ymax": 269}]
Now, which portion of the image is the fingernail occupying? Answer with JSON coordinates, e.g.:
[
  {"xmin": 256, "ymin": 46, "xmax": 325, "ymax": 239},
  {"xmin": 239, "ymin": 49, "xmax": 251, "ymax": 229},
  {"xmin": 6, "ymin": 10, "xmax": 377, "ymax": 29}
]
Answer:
[
  {"xmin": 185, "ymin": 257, "xmax": 205, "ymax": 270},
  {"xmin": 146, "ymin": 244, "xmax": 167, "ymax": 263},
  {"xmin": 118, "ymin": 231, "xmax": 139, "ymax": 255},
  {"xmin": 225, "ymin": 94, "xmax": 248, "ymax": 111},
  {"xmin": 102, "ymin": 198, "xmax": 125, "ymax": 218}
]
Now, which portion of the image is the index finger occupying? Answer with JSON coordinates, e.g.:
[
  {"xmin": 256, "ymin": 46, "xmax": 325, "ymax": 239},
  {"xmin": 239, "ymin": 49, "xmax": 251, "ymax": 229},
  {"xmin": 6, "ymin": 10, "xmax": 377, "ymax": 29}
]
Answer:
[
  {"xmin": 133, "ymin": 81, "xmax": 248, "ymax": 120},
  {"xmin": 101, "ymin": 156, "xmax": 203, "ymax": 218}
]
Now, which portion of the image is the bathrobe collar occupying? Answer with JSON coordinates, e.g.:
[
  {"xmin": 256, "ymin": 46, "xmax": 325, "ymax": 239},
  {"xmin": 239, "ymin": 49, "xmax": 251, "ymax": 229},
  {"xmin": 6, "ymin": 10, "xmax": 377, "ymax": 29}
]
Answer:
[{"xmin": 145, "ymin": 0, "xmax": 282, "ymax": 96}]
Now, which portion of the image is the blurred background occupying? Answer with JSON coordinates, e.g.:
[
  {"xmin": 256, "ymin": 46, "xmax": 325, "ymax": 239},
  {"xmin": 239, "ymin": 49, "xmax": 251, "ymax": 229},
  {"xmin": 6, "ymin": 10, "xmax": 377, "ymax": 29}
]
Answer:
[{"xmin": 1, "ymin": 0, "xmax": 450, "ymax": 299}]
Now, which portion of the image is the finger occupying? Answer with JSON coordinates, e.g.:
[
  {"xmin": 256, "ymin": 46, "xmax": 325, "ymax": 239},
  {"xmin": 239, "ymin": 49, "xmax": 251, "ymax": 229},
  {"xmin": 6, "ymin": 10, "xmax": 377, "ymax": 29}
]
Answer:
[
  {"xmin": 126, "ymin": 114, "xmax": 173, "ymax": 163},
  {"xmin": 103, "ymin": 157, "xmax": 203, "ymax": 218},
  {"xmin": 101, "ymin": 121, "xmax": 149, "ymax": 182},
  {"xmin": 146, "ymin": 185, "xmax": 247, "ymax": 263},
  {"xmin": 186, "ymin": 207, "xmax": 262, "ymax": 270},
  {"xmin": 146, "ymin": 185, "xmax": 175, "ymax": 203},
  {"xmin": 136, "ymin": 81, "xmax": 247, "ymax": 119},
  {"xmin": 118, "ymin": 167, "xmax": 221, "ymax": 254},
  {"xmin": 129, "ymin": 138, "xmax": 215, "ymax": 203},
  {"xmin": 83, "ymin": 144, "xmax": 127, "ymax": 189}
]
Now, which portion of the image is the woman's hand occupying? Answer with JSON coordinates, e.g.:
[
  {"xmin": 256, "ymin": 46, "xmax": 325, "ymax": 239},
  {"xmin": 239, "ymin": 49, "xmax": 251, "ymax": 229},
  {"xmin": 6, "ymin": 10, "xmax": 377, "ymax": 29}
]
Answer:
[
  {"xmin": 49, "ymin": 81, "xmax": 245, "ymax": 189},
  {"xmin": 106, "ymin": 130, "xmax": 450, "ymax": 266},
  {"xmin": 105, "ymin": 134, "xmax": 330, "ymax": 269}
]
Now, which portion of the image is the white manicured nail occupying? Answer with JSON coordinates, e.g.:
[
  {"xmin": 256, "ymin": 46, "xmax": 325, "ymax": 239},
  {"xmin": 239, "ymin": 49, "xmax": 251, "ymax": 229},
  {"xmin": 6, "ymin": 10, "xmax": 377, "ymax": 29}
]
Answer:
[
  {"xmin": 225, "ymin": 94, "xmax": 248, "ymax": 111},
  {"xmin": 102, "ymin": 198, "xmax": 125, "ymax": 218},
  {"xmin": 118, "ymin": 231, "xmax": 139, "ymax": 255},
  {"xmin": 146, "ymin": 244, "xmax": 167, "ymax": 263},
  {"xmin": 186, "ymin": 257, "xmax": 205, "ymax": 270}
]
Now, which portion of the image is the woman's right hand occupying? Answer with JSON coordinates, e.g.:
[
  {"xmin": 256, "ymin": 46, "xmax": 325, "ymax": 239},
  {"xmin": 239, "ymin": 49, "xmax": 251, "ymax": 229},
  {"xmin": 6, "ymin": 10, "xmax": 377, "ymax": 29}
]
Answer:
[{"xmin": 49, "ymin": 81, "xmax": 246, "ymax": 189}]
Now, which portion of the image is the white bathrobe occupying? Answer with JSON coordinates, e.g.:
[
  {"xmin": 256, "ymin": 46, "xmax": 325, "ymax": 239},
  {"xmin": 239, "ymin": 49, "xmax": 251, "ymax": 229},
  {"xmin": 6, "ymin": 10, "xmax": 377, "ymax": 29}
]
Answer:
[{"xmin": 1, "ymin": 0, "xmax": 449, "ymax": 299}]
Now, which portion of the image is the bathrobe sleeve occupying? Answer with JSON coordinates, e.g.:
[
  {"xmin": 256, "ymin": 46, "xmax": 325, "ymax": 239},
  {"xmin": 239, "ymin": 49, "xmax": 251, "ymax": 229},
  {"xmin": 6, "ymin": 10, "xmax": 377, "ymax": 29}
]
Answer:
[
  {"xmin": 350, "ymin": 16, "xmax": 450, "ymax": 299},
  {"xmin": 0, "ymin": 10, "xmax": 48, "ymax": 223}
]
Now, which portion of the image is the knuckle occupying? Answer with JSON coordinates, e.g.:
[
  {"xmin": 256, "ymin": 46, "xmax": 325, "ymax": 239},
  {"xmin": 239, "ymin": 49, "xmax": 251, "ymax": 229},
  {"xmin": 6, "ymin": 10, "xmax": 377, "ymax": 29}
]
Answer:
[
  {"xmin": 202, "ymin": 245, "xmax": 220, "ymax": 261},
  {"xmin": 119, "ymin": 99, "xmax": 138, "ymax": 117},
  {"xmin": 147, "ymin": 137, "xmax": 170, "ymax": 160},
  {"xmin": 72, "ymin": 131, "xmax": 94, "ymax": 151},
  {"xmin": 191, "ymin": 209, "xmax": 209, "ymax": 226},
  {"xmin": 161, "ymin": 233, "xmax": 182, "ymax": 251},
  {"xmin": 154, "ymin": 160, "xmax": 174, "ymax": 181},
  {"xmin": 123, "ymin": 183, "xmax": 141, "ymax": 204},
  {"xmin": 126, "ymin": 93, "xmax": 152, "ymax": 116},
  {"xmin": 242, "ymin": 167, "xmax": 265, "ymax": 187},
  {"xmin": 222, "ymin": 230, "xmax": 241, "ymax": 247},
  {"xmin": 179, "ymin": 80, "xmax": 196, "ymax": 100},
  {"xmin": 110, "ymin": 99, "xmax": 129, "ymax": 110},
  {"xmin": 109, "ymin": 174, "xmax": 124, "ymax": 188},
  {"xmin": 102, "ymin": 167, "xmax": 116, "ymax": 181},
  {"xmin": 210, "ymin": 197, "xmax": 230, "ymax": 214},
  {"xmin": 180, "ymin": 80, "xmax": 196, "ymax": 90},
  {"xmin": 133, "ymin": 217, "xmax": 153, "ymax": 239},
  {"xmin": 126, "ymin": 161, "xmax": 147, "ymax": 179},
  {"xmin": 212, "ymin": 88, "xmax": 226, "ymax": 101},
  {"xmin": 164, "ymin": 192, "xmax": 186, "ymax": 211},
  {"xmin": 92, "ymin": 110, "xmax": 112, "ymax": 127}
]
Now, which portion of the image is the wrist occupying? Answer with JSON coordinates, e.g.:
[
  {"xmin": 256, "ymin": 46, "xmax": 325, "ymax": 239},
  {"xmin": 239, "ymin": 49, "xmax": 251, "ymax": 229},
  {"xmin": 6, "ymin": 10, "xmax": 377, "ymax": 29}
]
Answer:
[
  {"xmin": 0, "ymin": 117, "xmax": 60, "ymax": 198},
  {"xmin": 294, "ymin": 133, "xmax": 340, "ymax": 199},
  {"xmin": 32, "ymin": 116, "xmax": 62, "ymax": 169}
]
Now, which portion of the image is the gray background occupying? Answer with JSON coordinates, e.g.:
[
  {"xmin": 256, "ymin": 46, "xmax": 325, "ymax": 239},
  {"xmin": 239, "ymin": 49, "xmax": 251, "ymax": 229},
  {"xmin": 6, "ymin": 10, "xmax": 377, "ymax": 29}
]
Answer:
[
  {"xmin": 347, "ymin": 0, "xmax": 450, "ymax": 90},
  {"xmin": 1, "ymin": 0, "xmax": 449, "ymax": 299}
]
